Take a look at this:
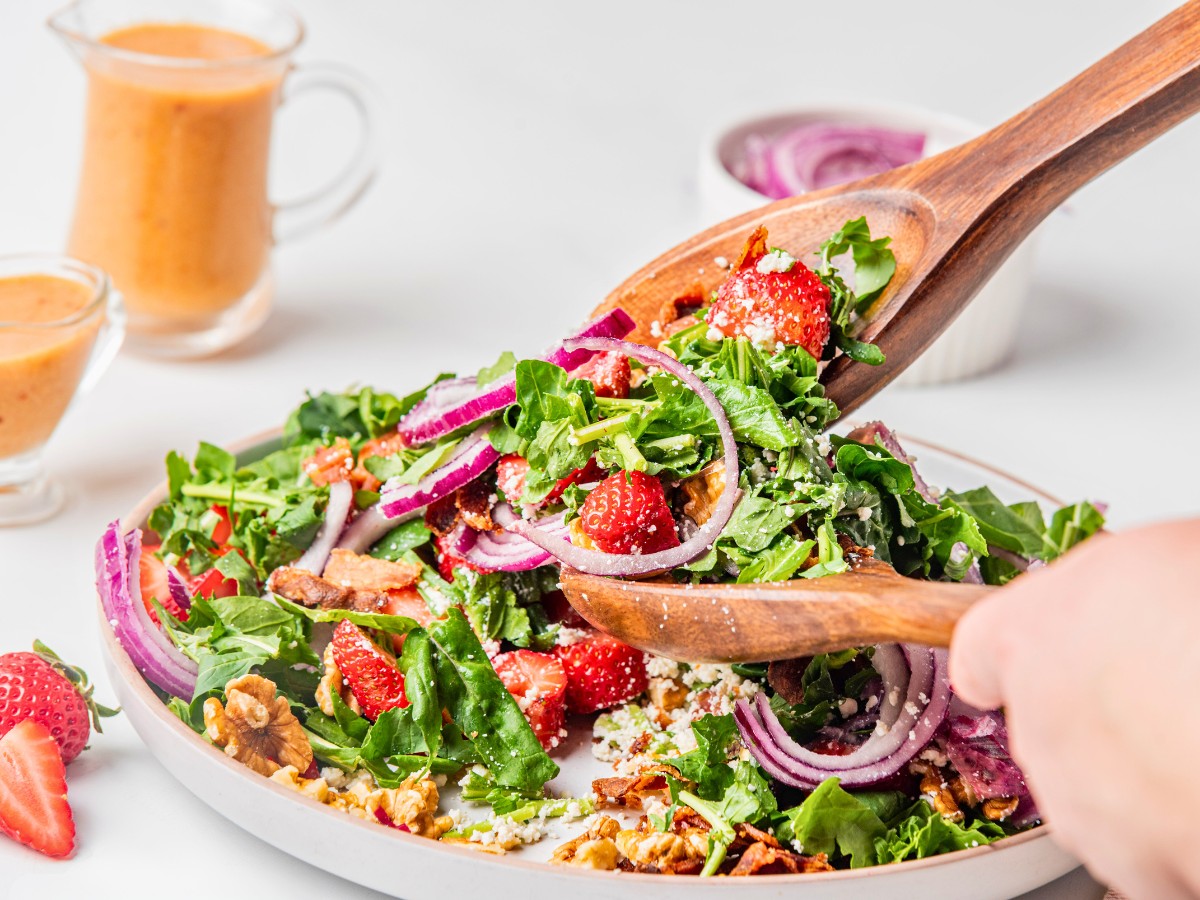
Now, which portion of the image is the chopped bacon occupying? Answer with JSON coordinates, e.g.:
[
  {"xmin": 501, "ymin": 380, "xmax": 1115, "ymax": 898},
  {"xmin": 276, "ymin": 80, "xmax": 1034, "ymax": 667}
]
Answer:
[
  {"xmin": 766, "ymin": 657, "xmax": 811, "ymax": 706},
  {"xmin": 592, "ymin": 765, "xmax": 679, "ymax": 810},
  {"xmin": 729, "ymin": 843, "xmax": 834, "ymax": 876},
  {"xmin": 322, "ymin": 549, "xmax": 421, "ymax": 591},
  {"xmin": 424, "ymin": 495, "xmax": 461, "ymax": 537},
  {"xmin": 456, "ymin": 476, "xmax": 496, "ymax": 532},
  {"xmin": 267, "ymin": 567, "xmax": 391, "ymax": 613}
]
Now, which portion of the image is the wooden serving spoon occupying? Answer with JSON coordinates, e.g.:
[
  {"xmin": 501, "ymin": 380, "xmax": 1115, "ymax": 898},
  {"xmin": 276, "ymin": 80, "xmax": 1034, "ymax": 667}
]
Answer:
[{"xmin": 564, "ymin": 2, "xmax": 1200, "ymax": 663}]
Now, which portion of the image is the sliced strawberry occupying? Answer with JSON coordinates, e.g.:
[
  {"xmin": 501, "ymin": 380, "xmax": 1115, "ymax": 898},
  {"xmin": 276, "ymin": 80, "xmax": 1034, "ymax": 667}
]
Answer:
[
  {"xmin": 188, "ymin": 561, "xmax": 240, "ymax": 601},
  {"xmin": 378, "ymin": 587, "xmax": 435, "ymax": 654},
  {"xmin": 496, "ymin": 454, "xmax": 602, "ymax": 507},
  {"xmin": 577, "ymin": 470, "xmax": 680, "ymax": 555},
  {"xmin": 495, "ymin": 454, "xmax": 531, "ymax": 503},
  {"xmin": 573, "ymin": 351, "xmax": 631, "ymax": 399},
  {"xmin": 329, "ymin": 619, "xmax": 408, "ymax": 721},
  {"xmin": 492, "ymin": 650, "xmax": 567, "ymax": 750},
  {"xmin": 550, "ymin": 457, "xmax": 603, "ymax": 500},
  {"xmin": 553, "ymin": 629, "xmax": 648, "ymax": 714},
  {"xmin": 808, "ymin": 739, "xmax": 856, "ymax": 756},
  {"xmin": 208, "ymin": 504, "xmax": 233, "ymax": 545},
  {"xmin": 138, "ymin": 544, "xmax": 189, "ymax": 624},
  {"xmin": 707, "ymin": 226, "xmax": 831, "ymax": 359},
  {"xmin": 0, "ymin": 720, "xmax": 75, "ymax": 858}
]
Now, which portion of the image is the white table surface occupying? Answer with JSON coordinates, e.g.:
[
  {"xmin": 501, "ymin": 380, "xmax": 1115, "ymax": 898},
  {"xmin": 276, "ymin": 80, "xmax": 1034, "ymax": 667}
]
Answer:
[{"xmin": 2, "ymin": 0, "xmax": 1196, "ymax": 896}]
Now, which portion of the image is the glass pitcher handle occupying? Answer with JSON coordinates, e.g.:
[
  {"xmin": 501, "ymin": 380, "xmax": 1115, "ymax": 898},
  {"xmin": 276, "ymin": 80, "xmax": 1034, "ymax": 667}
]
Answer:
[
  {"xmin": 272, "ymin": 62, "xmax": 380, "ymax": 243},
  {"xmin": 78, "ymin": 287, "xmax": 125, "ymax": 396}
]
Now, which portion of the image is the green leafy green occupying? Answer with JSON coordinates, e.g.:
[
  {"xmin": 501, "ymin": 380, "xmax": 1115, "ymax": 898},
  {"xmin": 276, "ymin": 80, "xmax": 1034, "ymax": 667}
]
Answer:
[
  {"xmin": 679, "ymin": 761, "xmax": 778, "ymax": 876},
  {"xmin": 163, "ymin": 595, "xmax": 321, "ymax": 701},
  {"xmin": 283, "ymin": 384, "xmax": 443, "ymax": 450},
  {"xmin": 874, "ymin": 801, "xmax": 1006, "ymax": 863},
  {"xmin": 477, "ymin": 350, "xmax": 517, "ymax": 387},
  {"xmin": 777, "ymin": 778, "xmax": 895, "ymax": 868},
  {"xmin": 815, "ymin": 217, "xmax": 895, "ymax": 365},
  {"xmin": 427, "ymin": 609, "xmax": 558, "ymax": 792}
]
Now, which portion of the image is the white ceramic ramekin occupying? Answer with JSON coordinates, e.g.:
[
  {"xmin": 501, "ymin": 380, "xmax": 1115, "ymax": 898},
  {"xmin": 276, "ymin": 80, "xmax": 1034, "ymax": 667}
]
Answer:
[{"xmin": 697, "ymin": 103, "xmax": 1037, "ymax": 386}]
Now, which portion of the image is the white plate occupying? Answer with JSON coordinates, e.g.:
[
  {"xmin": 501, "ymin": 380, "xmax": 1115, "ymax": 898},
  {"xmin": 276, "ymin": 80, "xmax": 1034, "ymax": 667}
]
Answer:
[{"xmin": 100, "ymin": 432, "xmax": 1081, "ymax": 900}]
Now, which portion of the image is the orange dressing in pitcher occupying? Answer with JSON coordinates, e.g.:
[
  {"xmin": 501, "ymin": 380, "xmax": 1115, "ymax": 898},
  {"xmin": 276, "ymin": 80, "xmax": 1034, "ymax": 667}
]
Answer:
[{"xmin": 67, "ymin": 23, "xmax": 282, "ymax": 321}]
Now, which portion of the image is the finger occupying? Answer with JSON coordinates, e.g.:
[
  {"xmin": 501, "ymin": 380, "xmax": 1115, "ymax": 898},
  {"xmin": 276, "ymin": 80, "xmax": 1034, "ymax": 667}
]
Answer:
[{"xmin": 948, "ymin": 592, "xmax": 1009, "ymax": 710}]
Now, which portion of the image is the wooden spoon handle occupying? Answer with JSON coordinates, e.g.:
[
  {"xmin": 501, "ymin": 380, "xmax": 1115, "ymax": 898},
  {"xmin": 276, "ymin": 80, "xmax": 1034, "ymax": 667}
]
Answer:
[
  {"xmin": 562, "ymin": 566, "xmax": 993, "ymax": 663},
  {"xmin": 910, "ymin": 1, "xmax": 1200, "ymax": 226}
]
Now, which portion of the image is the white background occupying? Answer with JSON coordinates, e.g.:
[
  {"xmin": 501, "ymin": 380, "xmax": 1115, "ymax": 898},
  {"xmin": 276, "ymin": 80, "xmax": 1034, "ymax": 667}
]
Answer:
[{"xmin": 1, "ymin": 0, "xmax": 1197, "ymax": 896}]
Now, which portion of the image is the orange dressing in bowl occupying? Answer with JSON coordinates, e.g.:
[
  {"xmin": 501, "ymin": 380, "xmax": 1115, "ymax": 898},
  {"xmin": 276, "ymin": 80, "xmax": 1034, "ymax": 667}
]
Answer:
[
  {"xmin": 67, "ymin": 23, "xmax": 283, "ymax": 323},
  {"xmin": 0, "ymin": 274, "xmax": 101, "ymax": 459}
]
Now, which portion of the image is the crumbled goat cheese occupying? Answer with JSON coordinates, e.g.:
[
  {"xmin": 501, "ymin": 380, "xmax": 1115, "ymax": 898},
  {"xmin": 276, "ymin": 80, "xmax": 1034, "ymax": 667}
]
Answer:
[
  {"xmin": 320, "ymin": 767, "xmax": 349, "ymax": 789},
  {"xmin": 857, "ymin": 506, "xmax": 873, "ymax": 521},
  {"xmin": 838, "ymin": 698, "xmax": 859, "ymax": 717},
  {"xmin": 646, "ymin": 655, "xmax": 682, "ymax": 679},
  {"xmin": 756, "ymin": 249, "xmax": 796, "ymax": 274},
  {"xmin": 743, "ymin": 319, "xmax": 777, "ymax": 346},
  {"xmin": 471, "ymin": 815, "xmax": 547, "ymax": 847},
  {"xmin": 554, "ymin": 626, "xmax": 592, "ymax": 647},
  {"xmin": 649, "ymin": 320, "xmax": 663, "ymax": 338},
  {"xmin": 918, "ymin": 747, "xmax": 949, "ymax": 768}
]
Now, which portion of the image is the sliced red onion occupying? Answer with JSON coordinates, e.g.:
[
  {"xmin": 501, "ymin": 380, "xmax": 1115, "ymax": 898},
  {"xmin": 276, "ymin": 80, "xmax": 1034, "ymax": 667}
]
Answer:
[
  {"xmin": 335, "ymin": 503, "xmax": 421, "ymax": 555},
  {"xmin": 397, "ymin": 308, "xmax": 636, "ymax": 447},
  {"xmin": 379, "ymin": 427, "xmax": 498, "ymax": 519},
  {"xmin": 736, "ymin": 646, "xmax": 951, "ymax": 789},
  {"xmin": 166, "ymin": 564, "xmax": 192, "ymax": 611},
  {"xmin": 986, "ymin": 545, "xmax": 1046, "ymax": 574},
  {"xmin": 735, "ymin": 124, "xmax": 925, "ymax": 199},
  {"xmin": 95, "ymin": 521, "xmax": 197, "ymax": 699},
  {"xmin": 293, "ymin": 480, "xmax": 353, "ymax": 575},
  {"xmin": 506, "ymin": 337, "xmax": 741, "ymax": 577},
  {"xmin": 457, "ymin": 508, "xmax": 570, "ymax": 571}
]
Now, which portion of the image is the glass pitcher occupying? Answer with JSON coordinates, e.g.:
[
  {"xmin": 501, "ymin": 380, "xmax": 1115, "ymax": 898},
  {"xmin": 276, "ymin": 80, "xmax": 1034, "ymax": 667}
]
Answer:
[{"xmin": 49, "ymin": 0, "xmax": 378, "ymax": 357}]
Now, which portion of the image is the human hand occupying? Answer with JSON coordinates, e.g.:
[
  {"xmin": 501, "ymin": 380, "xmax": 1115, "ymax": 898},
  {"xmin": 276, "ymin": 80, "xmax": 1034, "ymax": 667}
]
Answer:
[{"xmin": 951, "ymin": 520, "xmax": 1200, "ymax": 899}]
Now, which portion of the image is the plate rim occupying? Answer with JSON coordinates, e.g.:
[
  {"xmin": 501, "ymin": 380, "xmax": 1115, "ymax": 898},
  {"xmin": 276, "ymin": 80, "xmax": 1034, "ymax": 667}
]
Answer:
[{"xmin": 100, "ymin": 427, "xmax": 1067, "ymax": 888}]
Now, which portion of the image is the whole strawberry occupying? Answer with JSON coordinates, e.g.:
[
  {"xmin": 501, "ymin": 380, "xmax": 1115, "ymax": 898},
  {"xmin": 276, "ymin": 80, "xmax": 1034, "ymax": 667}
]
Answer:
[
  {"xmin": 577, "ymin": 470, "xmax": 680, "ymax": 555},
  {"xmin": 706, "ymin": 226, "xmax": 831, "ymax": 359},
  {"xmin": 0, "ymin": 642, "xmax": 118, "ymax": 765}
]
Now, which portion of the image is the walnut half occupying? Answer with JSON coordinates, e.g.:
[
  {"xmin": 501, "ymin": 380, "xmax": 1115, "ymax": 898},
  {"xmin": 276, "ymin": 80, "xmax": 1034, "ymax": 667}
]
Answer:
[{"xmin": 204, "ymin": 674, "xmax": 313, "ymax": 777}]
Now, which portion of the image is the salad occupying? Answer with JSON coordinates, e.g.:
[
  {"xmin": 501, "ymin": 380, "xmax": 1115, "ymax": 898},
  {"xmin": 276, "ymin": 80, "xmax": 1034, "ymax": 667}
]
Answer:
[{"xmin": 96, "ymin": 218, "xmax": 1103, "ymax": 877}]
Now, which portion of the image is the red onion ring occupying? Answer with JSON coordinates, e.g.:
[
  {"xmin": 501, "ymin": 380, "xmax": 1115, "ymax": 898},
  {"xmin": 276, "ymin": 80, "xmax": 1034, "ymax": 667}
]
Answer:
[
  {"xmin": 335, "ymin": 503, "xmax": 420, "ymax": 555},
  {"xmin": 737, "ymin": 124, "xmax": 925, "ymax": 199},
  {"xmin": 294, "ymin": 480, "xmax": 353, "ymax": 575},
  {"xmin": 398, "ymin": 309, "xmax": 636, "ymax": 447},
  {"xmin": 378, "ymin": 427, "xmax": 499, "ymax": 519},
  {"xmin": 95, "ymin": 521, "xmax": 197, "ymax": 699},
  {"xmin": 736, "ymin": 646, "xmax": 951, "ymax": 789},
  {"xmin": 457, "ymin": 507, "xmax": 570, "ymax": 571},
  {"xmin": 505, "ymin": 337, "xmax": 740, "ymax": 577}
]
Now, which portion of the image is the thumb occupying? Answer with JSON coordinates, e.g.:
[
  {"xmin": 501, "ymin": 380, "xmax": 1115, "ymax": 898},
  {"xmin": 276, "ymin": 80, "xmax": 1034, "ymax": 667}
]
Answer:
[{"xmin": 948, "ymin": 593, "xmax": 1008, "ymax": 710}]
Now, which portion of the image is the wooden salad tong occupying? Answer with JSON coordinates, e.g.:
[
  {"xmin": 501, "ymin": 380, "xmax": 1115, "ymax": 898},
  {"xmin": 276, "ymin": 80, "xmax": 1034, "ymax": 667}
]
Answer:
[{"xmin": 564, "ymin": 1, "xmax": 1200, "ymax": 663}]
